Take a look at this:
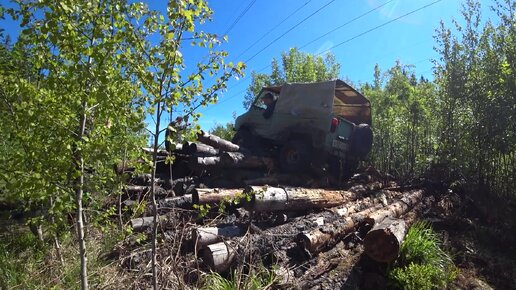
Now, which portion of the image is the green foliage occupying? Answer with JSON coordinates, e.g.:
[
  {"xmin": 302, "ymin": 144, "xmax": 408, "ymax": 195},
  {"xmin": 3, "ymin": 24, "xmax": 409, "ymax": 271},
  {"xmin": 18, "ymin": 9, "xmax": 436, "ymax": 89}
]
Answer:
[
  {"xmin": 361, "ymin": 0, "xmax": 515, "ymax": 200},
  {"xmin": 387, "ymin": 222, "xmax": 457, "ymax": 290},
  {"xmin": 362, "ymin": 62, "xmax": 438, "ymax": 179},
  {"xmin": 209, "ymin": 122, "xmax": 235, "ymax": 141},
  {"xmin": 243, "ymin": 47, "xmax": 340, "ymax": 108},
  {"xmin": 0, "ymin": 0, "xmax": 147, "ymax": 231},
  {"xmin": 201, "ymin": 266, "xmax": 277, "ymax": 290},
  {"xmin": 208, "ymin": 111, "xmax": 237, "ymax": 141},
  {"xmin": 194, "ymin": 190, "xmax": 253, "ymax": 217},
  {"xmin": 432, "ymin": 0, "xmax": 515, "ymax": 197}
]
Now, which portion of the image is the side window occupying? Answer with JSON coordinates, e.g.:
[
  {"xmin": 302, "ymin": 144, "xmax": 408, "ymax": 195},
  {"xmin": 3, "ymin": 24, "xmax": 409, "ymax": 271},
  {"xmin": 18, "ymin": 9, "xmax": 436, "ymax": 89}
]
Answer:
[
  {"xmin": 252, "ymin": 92, "xmax": 267, "ymax": 109},
  {"xmin": 252, "ymin": 90, "xmax": 278, "ymax": 109}
]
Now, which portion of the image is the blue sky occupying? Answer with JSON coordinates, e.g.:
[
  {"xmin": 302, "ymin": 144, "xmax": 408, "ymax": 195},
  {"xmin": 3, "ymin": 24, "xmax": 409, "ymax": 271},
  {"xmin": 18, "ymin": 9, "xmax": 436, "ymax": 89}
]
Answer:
[
  {"xmin": 1, "ymin": 0, "xmax": 498, "ymax": 134},
  {"xmin": 194, "ymin": 0, "xmax": 496, "ymax": 130}
]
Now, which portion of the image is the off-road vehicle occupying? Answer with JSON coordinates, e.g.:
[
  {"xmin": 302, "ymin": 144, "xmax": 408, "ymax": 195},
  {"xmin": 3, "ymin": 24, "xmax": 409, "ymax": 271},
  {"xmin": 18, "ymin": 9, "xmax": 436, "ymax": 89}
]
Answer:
[{"xmin": 233, "ymin": 79, "xmax": 373, "ymax": 178}]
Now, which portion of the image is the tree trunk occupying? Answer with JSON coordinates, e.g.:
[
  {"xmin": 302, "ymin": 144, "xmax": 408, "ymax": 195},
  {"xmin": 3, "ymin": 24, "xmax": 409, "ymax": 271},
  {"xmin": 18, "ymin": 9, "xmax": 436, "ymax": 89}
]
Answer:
[
  {"xmin": 197, "ymin": 130, "xmax": 240, "ymax": 152},
  {"xmin": 74, "ymin": 101, "xmax": 88, "ymax": 290},
  {"xmin": 192, "ymin": 226, "xmax": 243, "ymax": 249},
  {"xmin": 149, "ymin": 100, "xmax": 162, "ymax": 290},
  {"xmin": 243, "ymin": 186, "xmax": 361, "ymax": 212},
  {"xmin": 363, "ymin": 217, "xmax": 406, "ymax": 263}
]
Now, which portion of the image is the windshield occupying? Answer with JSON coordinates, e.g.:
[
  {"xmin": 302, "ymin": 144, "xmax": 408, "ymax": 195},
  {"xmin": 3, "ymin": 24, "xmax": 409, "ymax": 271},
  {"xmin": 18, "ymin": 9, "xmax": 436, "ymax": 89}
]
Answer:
[{"xmin": 252, "ymin": 90, "xmax": 278, "ymax": 109}]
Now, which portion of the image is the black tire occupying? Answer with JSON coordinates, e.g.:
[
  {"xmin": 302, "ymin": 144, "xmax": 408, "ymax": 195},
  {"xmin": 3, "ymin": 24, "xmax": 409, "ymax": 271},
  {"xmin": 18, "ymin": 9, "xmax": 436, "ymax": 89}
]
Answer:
[
  {"xmin": 350, "ymin": 123, "xmax": 373, "ymax": 158},
  {"xmin": 232, "ymin": 128, "xmax": 254, "ymax": 149},
  {"xmin": 328, "ymin": 157, "xmax": 359, "ymax": 181},
  {"xmin": 279, "ymin": 139, "xmax": 311, "ymax": 172}
]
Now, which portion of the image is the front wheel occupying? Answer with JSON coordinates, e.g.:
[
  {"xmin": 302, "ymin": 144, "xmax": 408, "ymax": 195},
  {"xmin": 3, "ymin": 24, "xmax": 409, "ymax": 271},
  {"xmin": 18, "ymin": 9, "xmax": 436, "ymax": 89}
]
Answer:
[
  {"xmin": 232, "ymin": 129, "xmax": 254, "ymax": 149},
  {"xmin": 279, "ymin": 139, "xmax": 311, "ymax": 173}
]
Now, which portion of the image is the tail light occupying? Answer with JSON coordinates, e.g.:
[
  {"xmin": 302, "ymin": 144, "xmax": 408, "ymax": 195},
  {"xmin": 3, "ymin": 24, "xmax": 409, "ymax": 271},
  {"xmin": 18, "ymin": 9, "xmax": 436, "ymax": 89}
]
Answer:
[{"xmin": 330, "ymin": 117, "xmax": 339, "ymax": 133}]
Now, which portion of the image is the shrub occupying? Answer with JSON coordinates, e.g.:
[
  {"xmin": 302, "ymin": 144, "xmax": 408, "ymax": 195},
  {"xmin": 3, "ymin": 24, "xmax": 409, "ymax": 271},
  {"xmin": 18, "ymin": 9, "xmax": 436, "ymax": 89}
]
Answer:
[{"xmin": 387, "ymin": 221, "xmax": 457, "ymax": 290}]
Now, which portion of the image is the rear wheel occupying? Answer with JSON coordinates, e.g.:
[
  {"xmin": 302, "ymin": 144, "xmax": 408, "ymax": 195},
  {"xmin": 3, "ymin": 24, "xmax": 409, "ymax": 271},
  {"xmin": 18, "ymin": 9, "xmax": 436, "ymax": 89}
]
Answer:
[
  {"xmin": 350, "ymin": 123, "xmax": 373, "ymax": 158},
  {"xmin": 328, "ymin": 157, "xmax": 359, "ymax": 181},
  {"xmin": 279, "ymin": 139, "xmax": 311, "ymax": 172}
]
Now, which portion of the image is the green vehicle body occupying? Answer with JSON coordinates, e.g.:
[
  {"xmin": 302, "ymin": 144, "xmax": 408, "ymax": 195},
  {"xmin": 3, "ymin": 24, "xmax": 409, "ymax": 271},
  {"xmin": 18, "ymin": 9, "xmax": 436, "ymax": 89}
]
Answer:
[{"xmin": 234, "ymin": 79, "xmax": 372, "ymax": 175}]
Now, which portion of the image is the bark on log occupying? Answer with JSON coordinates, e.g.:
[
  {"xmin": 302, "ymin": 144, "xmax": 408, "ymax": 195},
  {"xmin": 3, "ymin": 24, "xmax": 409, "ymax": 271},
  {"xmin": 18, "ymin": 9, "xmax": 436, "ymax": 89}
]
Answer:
[
  {"xmin": 197, "ymin": 130, "xmax": 240, "ymax": 152},
  {"xmin": 189, "ymin": 156, "xmax": 220, "ymax": 167},
  {"xmin": 192, "ymin": 188, "xmax": 244, "ymax": 206},
  {"xmin": 363, "ymin": 217, "xmax": 406, "ymax": 263},
  {"xmin": 172, "ymin": 178, "xmax": 197, "ymax": 196},
  {"xmin": 158, "ymin": 194, "xmax": 193, "ymax": 209},
  {"xmin": 183, "ymin": 142, "xmax": 219, "ymax": 156},
  {"xmin": 202, "ymin": 242, "xmax": 236, "ymax": 273},
  {"xmin": 193, "ymin": 226, "xmax": 243, "ymax": 249},
  {"xmin": 243, "ymin": 186, "xmax": 361, "ymax": 212},
  {"xmin": 364, "ymin": 190, "xmax": 424, "ymax": 225},
  {"xmin": 219, "ymin": 152, "xmax": 275, "ymax": 170},
  {"xmin": 131, "ymin": 215, "xmax": 164, "ymax": 231},
  {"xmin": 298, "ymin": 190, "xmax": 423, "ymax": 255}
]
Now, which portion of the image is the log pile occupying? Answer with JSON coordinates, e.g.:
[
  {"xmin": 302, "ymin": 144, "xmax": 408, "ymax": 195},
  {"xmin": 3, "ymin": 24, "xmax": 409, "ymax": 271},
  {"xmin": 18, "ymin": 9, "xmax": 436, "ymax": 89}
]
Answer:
[{"xmin": 113, "ymin": 131, "xmax": 434, "ymax": 288}]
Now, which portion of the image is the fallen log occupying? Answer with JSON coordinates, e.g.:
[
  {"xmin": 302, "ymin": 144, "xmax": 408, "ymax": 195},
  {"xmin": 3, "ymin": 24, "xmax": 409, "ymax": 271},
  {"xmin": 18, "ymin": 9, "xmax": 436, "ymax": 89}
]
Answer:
[
  {"xmin": 183, "ymin": 142, "xmax": 219, "ymax": 156},
  {"xmin": 158, "ymin": 194, "xmax": 193, "ymax": 209},
  {"xmin": 243, "ymin": 186, "xmax": 361, "ymax": 212},
  {"xmin": 193, "ymin": 226, "xmax": 244, "ymax": 249},
  {"xmin": 363, "ymin": 217, "xmax": 406, "ymax": 263},
  {"xmin": 130, "ymin": 216, "xmax": 163, "ymax": 231},
  {"xmin": 202, "ymin": 242, "xmax": 236, "ymax": 273},
  {"xmin": 197, "ymin": 130, "xmax": 240, "ymax": 152},
  {"xmin": 219, "ymin": 152, "xmax": 275, "ymax": 170},
  {"xmin": 189, "ymin": 156, "xmax": 220, "ymax": 168},
  {"xmin": 192, "ymin": 188, "xmax": 244, "ymax": 206},
  {"xmin": 364, "ymin": 190, "xmax": 424, "ymax": 224},
  {"xmin": 298, "ymin": 190, "xmax": 423, "ymax": 255},
  {"xmin": 172, "ymin": 177, "xmax": 197, "ymax": 196}
]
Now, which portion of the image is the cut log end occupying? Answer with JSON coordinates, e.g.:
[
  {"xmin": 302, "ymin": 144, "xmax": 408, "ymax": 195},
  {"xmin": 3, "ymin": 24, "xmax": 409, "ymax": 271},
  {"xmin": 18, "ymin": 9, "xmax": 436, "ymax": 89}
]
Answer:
[
  {"xmin": 364, "ymin": 218, "xmax": 406, "ymax": 263},
  {"xmin": 202, "ymin": 242, "xmax": 236, "ymax": 273}
]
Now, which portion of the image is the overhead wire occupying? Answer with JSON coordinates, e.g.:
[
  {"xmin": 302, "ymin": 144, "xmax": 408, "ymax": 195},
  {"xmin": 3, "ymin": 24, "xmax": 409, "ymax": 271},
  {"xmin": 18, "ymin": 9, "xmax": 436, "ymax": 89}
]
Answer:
[
  {"xmin": 234, "ymin": 0, "xmax": 313, "ymax": 60},
  {"xmin": 223, "ymin": 0, "xmax": 257, "ymax": 36},
  {"xmin": 211, "ymin": 0, "xmax": 398, "ymax": 107},
  {"xmin": 244, "ymin": 0, "xmax": 337, "ymax": 63},
  {"xmin": 203, "ymin": 0, "xmax": 443, "ymax": 112}
]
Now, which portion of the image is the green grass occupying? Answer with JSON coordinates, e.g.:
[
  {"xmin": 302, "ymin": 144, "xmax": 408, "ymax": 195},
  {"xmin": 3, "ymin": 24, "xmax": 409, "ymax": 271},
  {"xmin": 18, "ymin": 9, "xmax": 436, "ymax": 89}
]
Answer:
[
  {"xmin": 201, "ymin": 266, "xmax": 277, "ymax": 290},
  {"xmin": 0, "ymin": 224, "xmax": 128, "ymax": 290},
  {"xmin": 0, "ymin": 229, "xmax": 46, "ymax": 289},
  {"xmin": 387, "ymin": 221, "xmax": 457, "ymax": 290}
]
